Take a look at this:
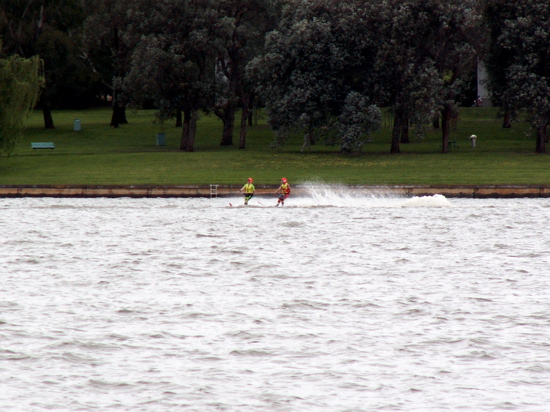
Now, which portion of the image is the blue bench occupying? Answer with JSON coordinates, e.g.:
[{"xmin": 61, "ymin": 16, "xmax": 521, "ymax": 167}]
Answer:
[{"xmin": 31, "ymin": 142, "xmax": 55, "ymax": 149}]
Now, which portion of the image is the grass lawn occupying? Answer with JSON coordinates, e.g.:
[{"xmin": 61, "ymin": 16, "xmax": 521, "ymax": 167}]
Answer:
[{"xmin": 1, "ymin": 107, "xmax": 548, "ymax": 186}]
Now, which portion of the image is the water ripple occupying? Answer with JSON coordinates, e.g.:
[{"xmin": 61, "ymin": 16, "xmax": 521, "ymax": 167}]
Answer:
[{"xmin": 0, "ymin": 195, "xmax": 549, "ymax": 411}]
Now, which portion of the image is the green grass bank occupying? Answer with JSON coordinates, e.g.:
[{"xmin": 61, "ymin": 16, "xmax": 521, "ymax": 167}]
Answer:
[{"xmin": 2, "ymin": 107, "xmax": 548, "ymax": 187}]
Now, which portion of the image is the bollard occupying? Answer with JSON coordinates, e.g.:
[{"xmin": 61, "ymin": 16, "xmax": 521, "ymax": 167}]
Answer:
[
  {"xmin": 73, "ymin": 119, "xmax": 81, "ymax": 131},
  {"xmin": 470, "ymin": 134, "xmax": 477, "ymax": 148}
]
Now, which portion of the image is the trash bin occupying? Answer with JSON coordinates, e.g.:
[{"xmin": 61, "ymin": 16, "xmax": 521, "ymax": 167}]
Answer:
[
  {"xmin": 470, "ymin": 134, "xmax": 477, "ymax": 148},
  {"xmin": 73, "ymin": 119, "xmax": 81, "ymax": 131},
  {"xmin": 156, "ymin": 133, "xmax": 166, "ymax": 146}
]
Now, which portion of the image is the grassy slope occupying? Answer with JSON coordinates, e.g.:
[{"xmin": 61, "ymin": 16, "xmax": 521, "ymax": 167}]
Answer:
[{"xmin": 1, "ymin": 107, "xmax": 547, "ymax": 186}]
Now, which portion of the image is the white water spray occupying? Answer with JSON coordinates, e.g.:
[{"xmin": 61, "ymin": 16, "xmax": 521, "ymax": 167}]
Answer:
[
  {"xmin": 227, "ymin": 183, "xmax": 453, "ymax": 208},
  {"xmin": 296, "ymin": 183, "xmax": 453, "ymax": 208}
]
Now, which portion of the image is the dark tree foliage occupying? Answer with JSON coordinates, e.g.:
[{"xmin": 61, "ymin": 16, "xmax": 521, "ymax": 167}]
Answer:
[
  {"xmin": 124, "ymin": 0, "xmax": 218, "ymax": 151},
  {"xmin": 211, "ymin": 0, "xmax": 280, "ymax": 148},
  {"xmin": 484, "ymin": 0, "xmax": 516, "ymax": 128},
  {"xmin": 378, "ymin": 0, "xmax": 482, "ymax": 153},
  {"xmin": 0, "ymin": 0, "xmax": 88, "ymax": 128},
  {"xmin": 250, "ymin": 0, "xmax": 382, "ymax": 153},
  {"xmin": 81, "ymin": 0, "xmax": 146, "ymax": 127},
  {"xmin": 253, "ymin": 0, "xmax": 481, "ymax": 154},
  {"xmin": 485, "ymin": 0, "xmax": 550, "ymax": 153},
  {"xmin": 2, "ymin": 0, "xmax": 547, "ymax": 156},
  {"xmin": 123, "ymin": 0, "xmax": 280, "ymax": 151}
]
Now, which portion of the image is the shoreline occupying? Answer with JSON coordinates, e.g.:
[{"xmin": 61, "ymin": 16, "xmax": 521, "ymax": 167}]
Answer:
[{"xmin": 1, "ymin": 184, "xmax": 549, "ymax": 198}]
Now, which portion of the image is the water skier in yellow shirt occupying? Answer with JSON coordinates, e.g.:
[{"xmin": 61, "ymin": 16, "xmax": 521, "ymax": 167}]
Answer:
[{"xmin": 239, "ymin": 178, "xmax": 255, "ymax": 205}]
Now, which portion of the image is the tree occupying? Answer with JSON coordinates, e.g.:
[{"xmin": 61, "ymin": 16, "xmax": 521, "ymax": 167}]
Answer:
[
  {"xmin": 377, "ymin": 0, "xmax": 482, "ymax": 153},
  {"xmin": 0, "ymin": 52, "xmax": 44, "ymax": 155},
  {"xmin": 483, "ymin": 1, "xmax": 516, "ymax": 128},
  {"xmin": 0, "ymin": 0, "xmax": 87, "ymax": 128},
  {"xmin": 123, "ymin": 0, "xmax": 279, "ymax": 150},
  {"xmin": 124, "ymin": 0, "xmax": 218, "ymax": 152},
  {"xmin": 337, "ymin": 92, "xmax": 381, "ymax": 153},
  {"xmin": 431, "ymin": 1, "xmax": 484, "ymax": 153},
  {"xmin": 81, "ymin": 0, "xmax": 142, "ymax": 127},
  {"xmin": 251, "ymin": 0, "xmax": 381, "ymax": 152},
  {"xmin": 485, "ymin": 0, "xmax": 550, "ymax": 153},
  {"xmin": 210, "ymin": 0, "xmax": 280, "ymax": 148}
]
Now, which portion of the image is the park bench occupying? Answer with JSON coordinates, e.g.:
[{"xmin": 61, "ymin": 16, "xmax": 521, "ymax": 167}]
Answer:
[
  {"xmin": 440, "ymin": 139, "xmax": 459, "ymax": 151},
  {"xmin": 447, "ymin": 140, "xmax": 459, "ymax": 150},
  {"xmin": 31, "ymin": 142, "xmax": 55, "ymax": 149}
]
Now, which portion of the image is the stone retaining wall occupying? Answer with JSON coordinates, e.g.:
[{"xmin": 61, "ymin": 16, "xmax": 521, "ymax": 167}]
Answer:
[{"xmin": 0, "ymin": 185, "xmax": 549, "ymax": 198}]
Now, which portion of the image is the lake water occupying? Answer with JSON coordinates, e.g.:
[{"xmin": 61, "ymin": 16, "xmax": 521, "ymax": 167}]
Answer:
[{"xmin": 1, "ymin": 186, "xmax": 550, "ymax": 411}]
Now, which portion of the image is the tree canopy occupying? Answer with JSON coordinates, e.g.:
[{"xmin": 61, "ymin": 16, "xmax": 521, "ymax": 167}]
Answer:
[
  {"xmin": 0, "ymin": 0, "xmax": 89, "ymax": 128},
  {"xmin": 1, "ymin": 0, "xmax": 549, "ymax": 154},
  {"xmin": 252, "ymin": 0, "xmax": 482, "ymax": 153},
  {"xmin": 250, "ymin": 0, "xmax": 382, "ymax": 153},
  {"xmin": 486, "ymin": 0, "xmax": 550, "ymax": 153}
]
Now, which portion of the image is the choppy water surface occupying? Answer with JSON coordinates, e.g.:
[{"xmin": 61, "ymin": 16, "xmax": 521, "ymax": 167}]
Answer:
[{"xmin": 1, "ymin": 186, "xmax": 550, "ymax": 411}]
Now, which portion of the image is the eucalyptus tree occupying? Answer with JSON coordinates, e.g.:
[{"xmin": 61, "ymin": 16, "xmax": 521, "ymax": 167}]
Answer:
[
  {"xmin": 429, "ymin": 0, "xmax": 484, "ymax": 153},
  {"xmin": 485, "ymin": 0, "xmax": 550, "ymax": 153},
  {"xmin": 377, "ymin": 0, "xmax": 482, "ymax": 153},
  {"xmin": 250, "ymin": 0, "xmax": 382, "ymax": 153},
  {"xmin": 80, "ymin": 0, "xmax": 143, "ymax": 127},
  {"xmin": 124, "ymin": 0, "xmax": 218, "ymax": 152},
  {"xmin": 483, "ymin": 1, "xmax": 515, "ymax": 128},
  {"xmin": 0, "ymin": 0, "xmax": 86, "ymax": 128},
  {"xmin": 337, "ymin": 92, "xmax": 382, "ymax": 153},
  {"xmin": 0, "ymin": 51, "xmax": 44, "ymax": 155},
  {"xmin": 210, "ymin": 0, "xmax": 281, "ymax": 148}
]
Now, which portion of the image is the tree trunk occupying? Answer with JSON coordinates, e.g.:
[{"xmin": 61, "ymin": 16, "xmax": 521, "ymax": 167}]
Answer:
[
  {"xmin": 175, "ymin": 110, "xmax": 182, "ymax": 127},
  {"xmin": 503, "ymin": 111, "xmax": 512, "ymax": 128},
  {"xmin": 42, "ymin": 105, "xmax": 54, "ymax": 129},
  {"xmin": 188, "ymin": 112, "xmax": 197, "ymax": 151},
  {"xmin": 180, "ymin": 109, "xmax": 197, "ymax": 152},
  {"xmin": 301, "ymin": 130, "xmax": 314, "ymax": 152},
  {"xmin": 390, "ymin": 108, "xmax": 402, "ymax": 153},
  {"xmin": 239, "ymin": 105, "xmax": 248, "ymax": 149},
  {"xmin": 219, "ymin": 103, "xmax": 235, "ymax": 146},
  {"xmin": 400, "ymin": 116, "xmax": 409, "ymax": 144},
  {"xmin": 181, "ymin": 109, "xmax": 191, "ymax": 151},
  {"xmin": 247, "ymin": 93, "xmax": 256, "ymax": 126},
  {"xmin": 535, "ymin": 124, "xmax": 547, "ymax": 153},
  {"xmin": 39, "ymin": 95, "xmax": 54, "ymax": 129},
  {"xmin": 440, "ymin": 104, "xmax": 453, "ymax": 153},
  {"xmin": 110, "ymin": 101, "xmax": 127, "ymax": 128},
  {"xmin": 432, "ymin": 113, "xmax": 439, "ymax": 129},
  {"xmin": 248, "ymin": 101, "xmax": 254, "ymax": 126}
]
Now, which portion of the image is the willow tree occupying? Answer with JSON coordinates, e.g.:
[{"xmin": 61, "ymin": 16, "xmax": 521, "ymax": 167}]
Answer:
[{"xmin": 0, "ymin": 54, "xmax": 43, "ymax": 155}]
